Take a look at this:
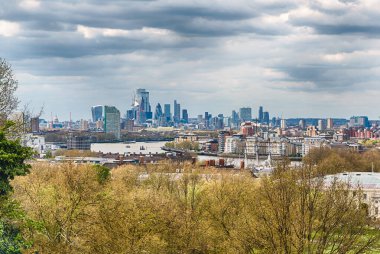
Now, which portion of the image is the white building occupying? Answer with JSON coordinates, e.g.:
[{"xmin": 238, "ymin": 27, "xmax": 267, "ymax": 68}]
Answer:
[
  {"xmin": 224, "ymin": 135, "xmax": 244, "ymax": 154},
  {"xmin": 324, "ymin": 172, "xmax": 380, "ymax": 219},
  {"xmin": 22, "ymin": 134, "xmax": 46, "ymax": 155}
]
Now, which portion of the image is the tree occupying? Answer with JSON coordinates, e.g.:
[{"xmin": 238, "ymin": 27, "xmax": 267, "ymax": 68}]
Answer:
[
  {"xmin": 0, "ymin": 58, "xmax": 19, "ymax": 119},
  {"xmin": 0, "ymin": 122, "xmax": 33, "ymax": 253},
  {"xmin": 0, "ymin": 122, "xmax": 33, "ymax": 196},
  {"xmin": 253, "ymin": 165, "xmax": 379, "ymax": 253}
]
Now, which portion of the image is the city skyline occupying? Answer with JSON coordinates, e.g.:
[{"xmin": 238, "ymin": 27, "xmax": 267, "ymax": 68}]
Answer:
[{"xmin": 1, "ymin": 0, "xmax": 380, "ymax": 119}]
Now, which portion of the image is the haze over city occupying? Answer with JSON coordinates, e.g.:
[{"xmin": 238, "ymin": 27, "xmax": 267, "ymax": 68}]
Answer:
[{"xmin": 1, "ymin": 0, "xmax": 380, "ymax": 119}]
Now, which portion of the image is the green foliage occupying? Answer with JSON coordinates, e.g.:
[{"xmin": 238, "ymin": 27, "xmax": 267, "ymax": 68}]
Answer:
[
  {"xmin": 93, "ymin": 164, "xmax": 110, "ymax": 184},
  {"xmin": 44, "ymin": 150, "xmax": 53, "ymax": 158},
  {"xmin": 0, "ymin": 220, "xmax": 25, "ymax": 254},
  {"xmin": 304, "ymin": 147, "xmax": 380, "ymax": 174},
  {"xmin": 0, "ymin": 125, "xmax": 33, "ymax": 195}
]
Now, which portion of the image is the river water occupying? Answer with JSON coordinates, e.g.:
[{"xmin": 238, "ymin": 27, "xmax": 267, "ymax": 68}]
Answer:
[{"xmin": 91, "ymin": 142, "xmax": 167, "ymax": 155}]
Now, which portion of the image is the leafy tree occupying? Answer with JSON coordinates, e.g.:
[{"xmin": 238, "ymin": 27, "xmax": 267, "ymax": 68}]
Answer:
[
  {"xmin": 0, "ymin": 58, "xmax": 19, "ymax": 119},
  {"xmin": 0, "ymin": 123, "xmax": 33, "ymax": 196},
  {"xmin": 92, "ymin": 164, "xmax": 110, "ymax": 184}
]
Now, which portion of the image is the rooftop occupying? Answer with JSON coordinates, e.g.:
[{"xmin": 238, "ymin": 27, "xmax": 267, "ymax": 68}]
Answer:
[{"xmin": 324, "ymin": 172, "xmax": 380, "ymax": 190}]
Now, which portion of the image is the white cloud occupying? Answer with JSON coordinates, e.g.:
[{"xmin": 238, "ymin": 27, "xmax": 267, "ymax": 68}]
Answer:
[
  {"xmin": 0, "ymin": 20, "xmax": 21, "ymax": 37},
  {"xmin": 19, "ymin": 0, "xmax": 41, "ymax": 9}
]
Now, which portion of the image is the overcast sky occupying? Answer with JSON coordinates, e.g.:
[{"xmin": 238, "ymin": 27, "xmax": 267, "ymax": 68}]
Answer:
[{"xmin": 1, "ymin": 0, "xmax": 380, "ymax": 120}]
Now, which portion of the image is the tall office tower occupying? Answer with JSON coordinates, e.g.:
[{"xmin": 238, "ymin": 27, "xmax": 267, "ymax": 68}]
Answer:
[
  {"xmin": 174, "ymin": 100, "xmax": 181, "ymax": 123},
  {"xmin": 280, "ymin": 118, "xmax": 287, "ymax": 129},
  {"xmin": 104, "ymin": 106, "xmax": 121, "ymax": 140},
  {"xmin": 204, "ymin": 112, "xmax": 210, "ymax": 128},
  {"xmin": 135, "ymin": 88, "xmax": 152, "ymax": 123},
  {"xmin": 263, "ymin": 111, "xmax": 270, "ymax": 124},
  {"xmin": 216, "ymin": 114, "xmax": 224, "ymax": 129},
  {"xmin": 126, "ymin": 109, "xmax": 135, "ymax": 120},
  {"xmin": 154, "ymin": 103, "xmax": 163, "ymax": 120},
  {"xmin": 239, "ymin": 107, "xmax": 252, "ymax": 122},
  {"xmin": 231, "ymin": 110, "xmax": 239, "ymax": 126},
  {"xmin": 31, "ymin": 117, "xmax": 40, "ymax": 133},
  {"xmin": 318, "ymin": 119, "xmax": 325, "ymax": 131},
  {"xmin": 299, "ymin": 119, "xmax": 306, "ymax": 129},
  {"xmin": 91, "ymin": 105, "xmax": 104, "ymax": 122},
  {"xmin": 197, "ymin": 115, "xmax": 203, "ymax": 123},
  {"xmin": 258, "ymin": 106, "xmax": 263, "ymax": 123},
  {"xmin": 271, "ymin": 117, "xmax": 277, "ymax": 127},
  {"xmin": 327, "ymin": 118, "xmax": 334, "ymax": 129},
  {"xmin": 349, "ymin": 116, "xmax": 370, "ymax": 128},
  {"xmin": 164, "ymin": 104, "xmax": 171, "ymax": 122},
  {"xmin": 182, "ymin": 109, "xmax": 189, "ymax": 123}
]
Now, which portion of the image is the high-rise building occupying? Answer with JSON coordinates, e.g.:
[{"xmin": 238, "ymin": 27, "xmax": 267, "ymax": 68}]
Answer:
[
  {"xmin": 154, "ymin": 103, "xmax": 163, "ymax": 120},
  {"xmin": 91, "ymin": 105, "xmax": 104, "ymax": 122},
  {"xmin": 231, "ymin": 110, "xmax": 239, "ymax": 126},
  {"xmin": 104, "ymin": 106, "xmax": 121, "ymax": 139},
  {"xmin": 280, "ymin": 118, "xmax": 287, "ymax": 129},
  {"xmin": 218, "ymin": 131, "xmax": 230, "ymax": 153},
  {"xmin": 258, "ymin": 106, "xmax": 263, "ymax": 123},
  {"xmin": 134, "ymin": 88, "xmax": 152, "ymax": 124},
  {"xmin": 182, "ymin": 109, "xmax": 189, "ymax": 123},
  {"xmin": 318, "ymin": 119, "xmax": 325, "ymax": 131},
  {"xmin": 205, "ymin": 112, "xmax": 210, "ymax": 128},
  {"xmin": 164, "ymin": 104, "xmax": 171, "ymax": 122},
  {"xmin": 174, "ymin": 100, "xmax": 181, "ymax": 123},
  {"xmin": 239, "ymin": 107, "xmax": 252, "ymax": 122},
  {"xmin": 299, "ymin": 119, "xmax": 306, "ymax": 129},
  {"xmin": 197, "ymin": 115, "xmax": 203, "ymax": 123},
  {"xmin": 263, "ymin": 111, "xmax": 270, "ymax": 125},
  {"xmin": 327, "ymin": 118, "xmax": 334, "ymax": 129}
]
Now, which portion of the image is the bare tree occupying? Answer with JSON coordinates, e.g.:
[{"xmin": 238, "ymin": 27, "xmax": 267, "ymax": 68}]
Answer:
[{"xmin": 0, "ymin": 58, "xmax": 19, "ymax": 119}]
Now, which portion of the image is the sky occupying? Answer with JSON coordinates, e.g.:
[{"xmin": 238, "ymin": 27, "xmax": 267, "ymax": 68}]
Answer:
[{"xmin": 1, "ymin": 0, "xmax": 380, "ymax": 120}]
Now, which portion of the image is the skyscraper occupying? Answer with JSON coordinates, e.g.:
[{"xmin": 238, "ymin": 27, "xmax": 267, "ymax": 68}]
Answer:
[
  {"xmin": 299, "ymin": 119, "xmax": 306, "ymax": 129},
  {"xmin": 239, "ymin": 107, "xmax": 252, "ymax": 122},
  {"xmin": 182, "ymin": 109, "xmax": 189, "ymax": 123},
  {"xmin": 258, "ymin": 106, "xmax": 263, "ymax": 123},
  {"xmin": 174, "ymin": 100, "xmax": 181, "ymax": 123},
  {"xmin": 327, "ymin": 118, "xmax": 334, "ymax": 129},
  {"xmin": 280, "ymin": 118, "xmax": 287, "ymax": 129},
  {"xmin": 205, "ymin": 112, "xmax": 210, "ymax": 128},
  {"xmin": 154, "ymin": 103, "xmax": 163, "ymax": 120},
  {"xmin": 135, "ymin": 88, "xmax": 152, "ymax": 124},
  {"xmin": 263, "ymin": 111, "xmax": 270, "ymax": 125},
  {"xmin": 231, "ymin": 110, "xmax": 239, "ymax": 126},
  {"xmin": 318, "ymin": 119, "xmax": 325, "ymax": 131},
  {"xmin": 91, "ymin": 105, "xmax": 104, "ymax": 122},
  {"xmin": 104, "ymin": 106, "xmax": 121, "ymax": 140},
  {"xmin": 164, "ymin": 104, "xmax": 171, "ymax": 122}
]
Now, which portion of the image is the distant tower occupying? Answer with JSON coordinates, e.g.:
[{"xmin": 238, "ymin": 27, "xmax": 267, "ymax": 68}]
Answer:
[
  {"xmin": 280, "ymin": 118, "xmax": 287, "ymax": 129},
  {"xmin": 174, "ymin": 100, "xmax": 181, "ymax": 123},
  {"xmin": 164, "ymin": 104, "xmax": 171, "ymax": 123},
  {"xmin": 327, "ymin": 118, "xmax": 334, "ymax": 129},
  {"xmin": 258, "ymin": 106, "xmax": 263, "ymax": 123},
  {"xmin": 318, "ymin": 119, "xmax": 325, "ymax": 131},
  {"xmin": 182, "ymin": 109, "xmax": 189, "ymax": 123},
  {"xmin": 299, "ymin": 119, "xmax": 306, "ymax": 129}
]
